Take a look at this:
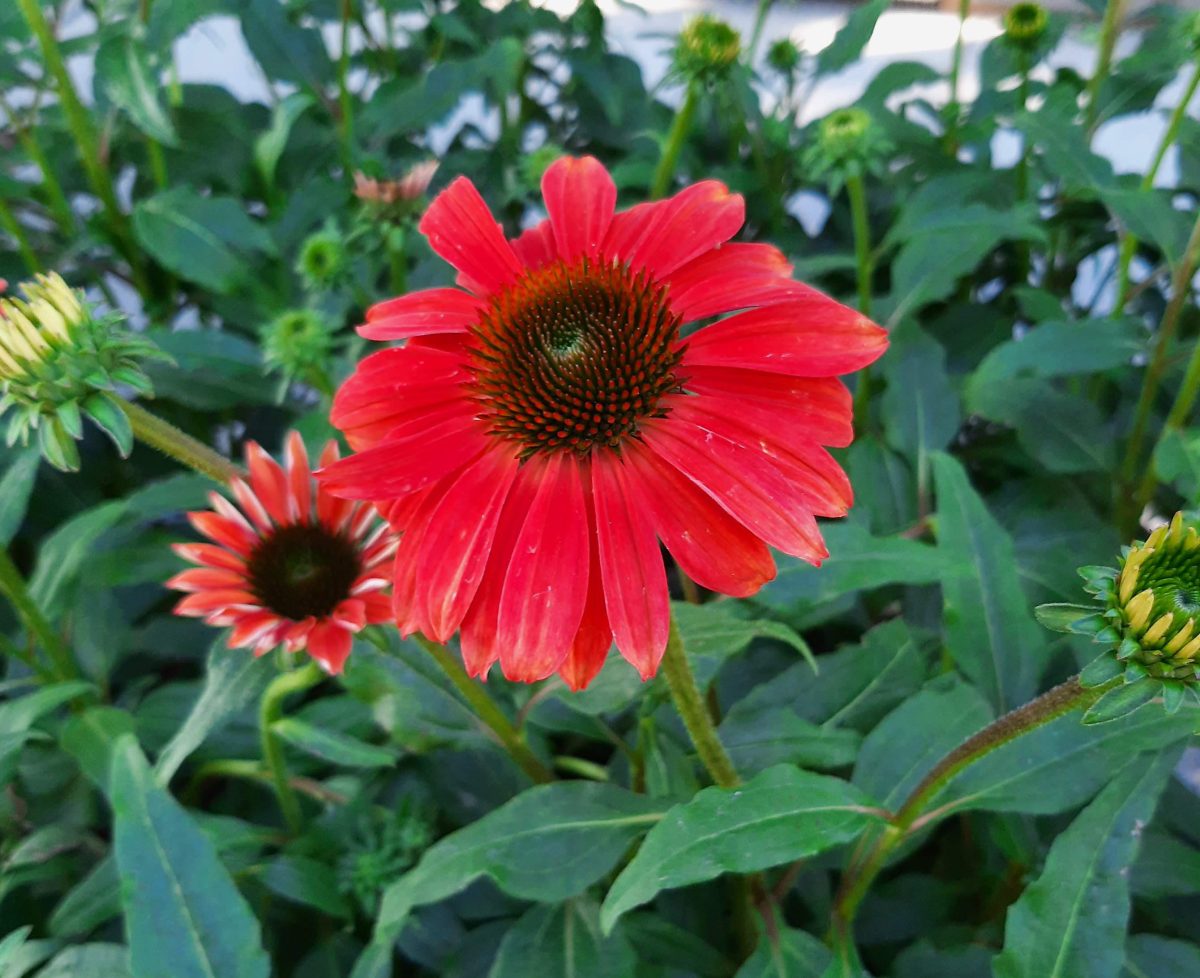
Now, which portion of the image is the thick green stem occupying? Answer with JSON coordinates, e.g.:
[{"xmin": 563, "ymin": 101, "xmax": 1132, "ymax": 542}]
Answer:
[
  {"xmin": 0, "ymin": 90, "xmax": 76, "ymax": 236},
  {"xmin": 846, "ymin": 172, "xmax": 874, "ymax": 427},
  {"xmin": 413, "ymin": 635, "xmax": 554, "ymax": 783},
  {"xmin": 650, "ymin": 83, "xmax": 700, "ymax": 200},
  {"xmin": 0, "ymin": 546, "xmax": 75, "ymax": 681},
  {"xmin": 16, "ymin": 0, "xmax": 144, "ymax": 286},
  {"xmin": 830, "ymin": 674, "xmax": 1115, "ymax": 941},
  {"xmin": 1120, "ymin": 210, "xmax": 1200, "ymax": 522},
  {"xmin": 1116, "ymin": 61, "xmax": 1200, "ymax": 311},
  {"xmin": 746, "ymin": 0, "xmax": 774, "ymax": 64},
  {"xmin": 660, "ymin": 609, "xmax": 740, "ymax": 788},
  {"xmin": 1085, "ymin": 0, "xmax": 1125, "ymax": 134},
  {"xmin": 0, "ymin": 199, "xmax": 41, "ymax": 275},
  {"xmin": 338, "ymin": 0, "xmax": 356, "ymax": 171},
  {"xmin": 259, "ymin": 662, "xmax": 324, "ymax": 834},
  {"xmin": 121, "ymin": 400, "xmax": 242, "ymax": 485}
]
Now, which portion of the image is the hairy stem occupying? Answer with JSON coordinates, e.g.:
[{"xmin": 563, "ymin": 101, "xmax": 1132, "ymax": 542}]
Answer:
[
  {"xmin": 660, "ymin": 609, "xmax": 740, "ymax": 788},
  {"xmin": 651, "ymin": 82, "xmax": 700, "ymax": 200},
  {"xmin": 830, "ymin": 674, "xmax": 1115, "ymax": 941},
  {"xmin": 121, "ymin": 400, "xmax": 242, "ymax": 485},
  {"xmin": 414, "ymin": 635, "xmax": 554, "ymax": 783},
  {"xmin": 259, "ymin": 661, "xmax": 325, "ymax": 834},
  {"xmin": 0, "ymin": 546, "xmax": 76, "ymax": 681}
]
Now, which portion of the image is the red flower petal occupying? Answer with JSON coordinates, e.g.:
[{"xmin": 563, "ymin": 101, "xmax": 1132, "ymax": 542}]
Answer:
[
  {"xmin": 683, "ymin": 299, "xmax": 888, "ymax": 377},
  {"xmin": 418, "ymin": 448, "xmax": 520, "ymax": 642},
  {"xmin": 665, "ymin": 243, "xmax": 830, "ymax": 320},
  {"xmin": 496, "ymin": 454, "xmax": 590, "ymax": 683},
  {"xmin": 307, "ymin": 622, "xmax": 353, "ymax": 674},
  {"xmin": 542, "ymin": 156, "xmax": 617, "ymax": 262},
  {"xmin": 166, "ymin": 567, "xmax": 247, "ymax": 592},
  {"xmin": 591, "ymin": 451, "xmax": 669, "ymax": 679},
  {"xmin": 684, "ymin": 367, "xmax": 854, "ymax": 448},
  {"xmin": 623, "ymin": 443, "xmax": 776, "ymax": 599},
  {"xmin": 358, "ymin": 288, "xmax": 484, "ymax": 341},
  {"xmin": 604, "ymin": 180, "xmax": 744, "ymax": 279},
  {"xmin": 510, "ymin": 220, "xmax": 556, "ymax": 271},
  {"xmin": 187, "ymin": 512, "xmax": 257, "ymax": 557},
  {"xmin": 418, "ymin": 176, "xmax": 524, "ymax": 295},
  {"xmin": 284, "ymin": 432, "xmax": 313, "ymax": 522},
  {"xmin": 558, "ymin": 496, "xmax": 613, "ymax": 692},
  {"xmin": 172, "ymin": 542, "xmax": 246, "ymax": 572},
  {"xmin": 246, "ymin": 442, "xmax": 292, "ymax": 524},
  {"xmin": 641, "ymin": 417, "xmax": 829, "ymax": 564}
]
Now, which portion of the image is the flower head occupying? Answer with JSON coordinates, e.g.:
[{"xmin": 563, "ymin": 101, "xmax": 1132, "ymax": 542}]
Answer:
[
  {"xmin": 297, "ymin": 226, "xmax": 348, "ymax": 290},
  {"xmin": 318, "ymin": 156, "xmax": 887, "ymax": 690},
  {"xmin": 354, "ymin": 161, "xmax": 439, "ymax": 222},
  {"xmin": 766, "ymin": 38, "xmax": 802, "ymax": 78},
  {"xmin": 1003, "ymin": 2, "xmax": 1049, "ymax": 49},
  {"xmin": 674, "ymin": 15, "xmax": 741, "ymax": 85},
  {"xmin": 169, "ymin": 432, "xmax": 396, "ymax": 674},
  {"xmin": 0, "ymin": 273, "xmax": 165, "ymax": 471},
  {"xmin": 1040, "ymin": 512, "xmax": 1200, "ymax": 720},
  {"xmin": 805, "ymin": 108, "xmax": 890, "ymax": 193},
  {"xmin": 261, "ymin": 309, "xmax": 335, "ymax": 392}
]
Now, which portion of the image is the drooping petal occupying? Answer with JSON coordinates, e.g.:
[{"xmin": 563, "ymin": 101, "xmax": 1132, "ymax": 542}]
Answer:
[
  {"xmin": 591, "ymin": 450, "xmax": 669, "ymax": 679},
  {"xmin": 542, "ymin": 155, "xmax": 617, "ymax": 262},
  {"xmin": 623, "ymin": 443, "xmax": 776, "ymax": 598},
  {"xmin": 171, "ymin": 543, "xmax": 246, "ymax": 572},
  {"xmin": 495, "ymin": 454, "xmax": 590, "ymax": 683},
  {"xmin": 307, "ymin": 622, "xmax": 354, "ymax": 674},
  {"xmin": 603, "ymin": 180, "xmax": 744, "ymax": 280},
  {"xmin": 317, "ymin": 415, "xmax": 488, "ymax": 501},
  {"xmin": 683, "ymin": 299, "xmax": 888, "ymax": 377},
  {"xmin": 187, "ymin": 512, "xmax": 257, "ymax": 557},
  {"xmin": 166, "ymin": 567, "xmax": 247, "ymax": 592},
  {"xmin": 684, "ymin": 367, "xmax": 854, "ymax": 448},
  {"xmin": 358, "ymin": 288, "xmax": 484, "ymax": 340},
  {"xmin": 417, "ymin": 448, "xmax": 520, "ymax": 642},
  {"xmin": 641, "ymin": 417, "xmax": 829, "ymax": 564},
  {"xmin": 558, "ymin": 488, "xmax": 613, "ymax": 692},
  {"xmin": 418, "ymin": 176, "xmax": 524, "ymax": 295}
]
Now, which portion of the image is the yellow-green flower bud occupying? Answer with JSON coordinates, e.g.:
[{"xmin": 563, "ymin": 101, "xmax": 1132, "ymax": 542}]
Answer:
[
  {"xmin": 766, "ymin": 38, "xmax": 802, "ymax": 78},
  {"xmin": 674, "ymin": 15, "xmax": 741, "ymax": 86},
  {"xmin": 803, "ymin": 108, "xmax": 889, "ymax": 193},
  {"xmin": 0, "ymin": 274, "xmax": 165, "ymax": 471},
  {"xmin": 296, "ymin": 226, "xmax": 348, "ymax": 290},
  {"xmin": 1003, "ymin": 2, "xmax": 1049, "ymax": 50},
  {"xmin": 261, "ymin": 309, "xmax": 335, "ymax": 394}
]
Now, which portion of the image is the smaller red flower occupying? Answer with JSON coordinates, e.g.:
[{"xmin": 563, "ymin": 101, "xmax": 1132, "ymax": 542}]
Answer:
[{"xmin": 168, "ymin": 432, "xmax": 396, "ymax": 674}]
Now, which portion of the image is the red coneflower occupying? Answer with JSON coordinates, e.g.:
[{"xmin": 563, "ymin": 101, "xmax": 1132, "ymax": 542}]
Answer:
[
  {"xmin": 318, "ymin": 156, "xmax": 887, "ymax": 690},
  {"xmin": 169, "ymin": 432, "xmax": 396, "ymax": 675}
]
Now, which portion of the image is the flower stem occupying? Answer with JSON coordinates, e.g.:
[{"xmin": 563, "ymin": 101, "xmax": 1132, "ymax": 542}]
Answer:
[
  {"xmin": 0, "ymin": 199, "xmax": 41, "ymax": 276},
  {"xmin": 259, "ymin": 661, "xmax": 324, "ymax": 834},
  {"xmin": 1014, "ymin": 48, "xmax": 1032, "ymax": 285},
  {"xmin": 0, "ymin": 546, "xmax": 76, "ymax": 681},
  {"xmin": 651, "ymin": 82, "xmax": 700, "ymax": 200},
  {"xmin": 388, "ymin": 225, "xmax": 408, "ymax": 296},
  {"xmin": 1084, "ymin": 0, "xmax": 1125, "ymax": 134},
  {"xmin": 0, "ymin": 89, "xmax": 77, "ymax": 236},
  {"xmin": 1120, "ymin": 209, "xmax": 1200, "ymax": 523},
  {"xmin": 121, "ymin": 400, "xmax": 242, "ymax": 485},
  {"xmin": 746, "ymin": 0, "xmax": 774, "ymax": 65},
  {"xmin": 1115, "ymin": 60, "xmax": 1200, "ymax": 311},
  {"xmin": 846, "ymin": 172, "xmax": 875, "ymax": 428},
  {"xmin": 945, "ymin": 0, "xmax": 970, "ymax": 154},
  {"xmin": 413, "ymin": 635, "xmax": 554, "ymax": 784},
  {"xmin": 338, "ymin": 0, "xmax": 356, "ymax": 172},
  {"xmin": 16, "ymin": 0, "xmax": 145, "ymax": 289},
  {"xmin": 830, "ymin": 674, "xmax": 1115, "ymax": 940},
  {"xmin": 660, "ymin": 609, "xmax": 740, "ymax": 788}
]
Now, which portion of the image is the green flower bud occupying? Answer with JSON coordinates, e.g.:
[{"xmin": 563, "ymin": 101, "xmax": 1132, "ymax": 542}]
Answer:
[
  {"xmin": 261, "ymin": 309, "xmax": 335, "ymax": 391},
  {"xmin": 674, "ymin": 15, "xmax": 741, "ymax": 86},
  {"xmin": 520, "ymin": 144, "xmax": 566, "ymax": 190},
  {"xmin": 766, "ymin": 38, "xmax": 802, "ymax": 78},
  {"xmin": 296, "ymin": 226, "xmax": 348, "ymax": 290},
  {"xmin": 803, "ymin": 108, "xmax": 889, "ymax": 193},
  {"xmin": 337, "ymin": 802, "xmax": 434, "ymax": 915},
  {"xmin": 0, "ymin": 273, "xmax": 165, "ymax": 470},
  {"xmin": 1003, "ymin": 2, "xmax": 1049, "ymax": 50}
]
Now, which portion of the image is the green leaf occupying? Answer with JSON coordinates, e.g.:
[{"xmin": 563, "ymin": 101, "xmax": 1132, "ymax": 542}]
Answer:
[
  {"xmin": 155, "ymin": 642, "xmax": 274, "ymax": 784},
  {"xmin": 932, "ymin": 453, "xmax": 1047, "ymax": 712},
  {"xmin": 755, "ymin": 522, "xmax": 946, "ymax": 616},
  {"xmin": 972, "ymin": 318, "xmax": 1141, "ymax": 387},
  {"xmin": 736, "ymin": 927, "xmax": 832, "ymax": 978},
  {"xmin": 143, "ymin": 330, "xmax": 272, "ymax": 410},
  {"xmin": 259, "ymin": 856, "xmax": 351, "ymax": 919},
  {"xmin": 1153, "ymin": 428, "xmax": 1200, "ymax": 504},
  {"xmin": 82, "ymin": 393, "xmax": 134, "ymax": 458},
  {"xmin": 1083, "ymin": 679, "xmax": 1160, "ymax": 724},
  {"xmin": 238, "ymin": 0, "xmax": 334, "ymax": 88},
  {"xmin": 718, "ymin": 707, "xmax": 861, "ymax": 776},
  {"xmin": 95, "ymin": 34, "xmax": 178, "ymax": 146},
  {"xmin": 254, "ymin": 93, "xmax": 315, "ymax": 191},
  {"xmin": 369, "ymin": 783, "xmax": 664, "ymax": 949},
  {"xmin": 601, "ymin": 765, "xmax": 882, "ymax": 932},
  {"xmin": 0, "ymin": 449, "xmax": 39, "ymax": 546},
  {"xmin": 0, "ymin": 681, "xmax": 93, "ymax": 737},
  {"xmin": 272, "ymin": 717, "xmax": 399, "ymax": 769},
  {"xmin": 880, "ymin": 330, "xmax": 961, "ymax": 467},
  {"xmin": 133, "ymin": 188, "xmax": 275, "ymax": 294},
  {"xmin": 49, "ymin": 857, "xmax": 121, "ymax": 938},
  {"xmin": 29, "ymin": 501, "xmax": 128, "ymax": 618},
  {"xmin": 110, "ymin": 736, "xmax": 270, "ymax": 978},
  {"xmin": 1100, "ymin": 187, "xmax": 1195, "ymax": 269},
  {"xmin": 1034, "ymin": 603, "xmax": 1101, "ymax": 633},
  {"xmin": 1125, "ymin": 935, "xmax": 1200, "ymax": 978},
  {"xmin": 815, "ymin": 0, "xmax": 890, "ymax": 76},
  {"xmin": 1018, "ymin": 101, "xmax": 1115, "ymax": 191},
  {"xmin": 672, "ymin": 601, "xmax": 815, "ymax": 687},
  {"xmin": 1079, "ymin": 652, "xmax": 1124, "ymax": 688},
  {"xmin": 994, "ymin": 748, "xmax": 1179, "ymax": 978},
  {"xmin": 853, "ymin": 679, "xmax": 992, "ymax": 809},
  {"xmin": 32, "ymin": 943, "xmax": 132, "ymax": 978},
  {"xmin": 0, "ymin": 927, "xmax": 31, "ymax": 972},
  {"xmin": 60, "ymin": 708, "xmax": 137, "ymax": 789},
  {"xmin": 488, "ymin": 899, "xmax": 637, "ymax": 978}
]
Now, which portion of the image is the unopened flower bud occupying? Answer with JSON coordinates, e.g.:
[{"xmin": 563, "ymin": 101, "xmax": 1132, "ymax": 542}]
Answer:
[
  {"xmin": 1003, "ymin": 2, "xmax": 1049, "ymax": 50},
  {"xmin": 766, "ymin": 38, "xmax": 802, "ymax": 78},
  {"xmin": 674, "ymin": 15, "xmax": 741, "ymax": 86},
  {"xmin": 296, "ymin": 226, "xmax": 348, "ymax": 290},
  {"xmin": 261, "ymin": 309, "xmax": 335, "ymax": 392}
]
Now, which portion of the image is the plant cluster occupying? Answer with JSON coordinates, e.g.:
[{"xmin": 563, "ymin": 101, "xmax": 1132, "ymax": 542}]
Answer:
[{"xmin": 1, "ymin": 1, "xmax": 1200, "ymax": 978}]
